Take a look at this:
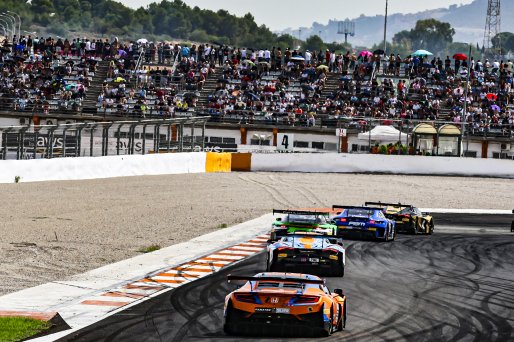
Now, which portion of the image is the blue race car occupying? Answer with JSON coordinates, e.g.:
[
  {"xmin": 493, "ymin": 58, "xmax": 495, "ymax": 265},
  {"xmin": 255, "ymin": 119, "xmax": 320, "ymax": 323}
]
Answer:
[{"xmin": 332, "ymin": 205, "xmax": 396, "ymax": 241}]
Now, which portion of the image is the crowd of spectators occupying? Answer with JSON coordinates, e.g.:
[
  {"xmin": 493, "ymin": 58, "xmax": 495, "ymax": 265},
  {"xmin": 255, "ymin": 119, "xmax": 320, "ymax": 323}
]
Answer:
[
  {"xmin": 323, "ymin": 53, "xmax": 514, "ymax": 134},
  {"xmin": 0, "ymin": 35, "xmax": 98, "ymax": 113},
  {"xmin": 1, "ymin": 34, "xmax": 513, "ymax": 135},
  {"xmin": 97, "ymin": 43, "xmax": 216, "ymax": 117}
]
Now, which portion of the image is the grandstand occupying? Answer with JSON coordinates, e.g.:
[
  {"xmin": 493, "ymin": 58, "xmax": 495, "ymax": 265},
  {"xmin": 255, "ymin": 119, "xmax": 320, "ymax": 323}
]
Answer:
[{"xmin": 0, "ymin": 37, "xmax": 513, "ymax": 159}]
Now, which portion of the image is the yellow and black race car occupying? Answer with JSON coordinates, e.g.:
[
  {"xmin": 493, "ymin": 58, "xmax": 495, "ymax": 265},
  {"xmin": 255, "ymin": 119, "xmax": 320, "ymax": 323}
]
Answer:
[{"xmin": 365, "ymin": 202, "xmax": 434, "ymax": 235}]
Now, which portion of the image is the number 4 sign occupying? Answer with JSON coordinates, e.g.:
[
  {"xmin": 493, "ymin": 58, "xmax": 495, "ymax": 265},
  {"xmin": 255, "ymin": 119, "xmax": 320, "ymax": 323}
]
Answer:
[{"xmin": 277, "ymin": 133, "xmax": 294, "ymax": 151}]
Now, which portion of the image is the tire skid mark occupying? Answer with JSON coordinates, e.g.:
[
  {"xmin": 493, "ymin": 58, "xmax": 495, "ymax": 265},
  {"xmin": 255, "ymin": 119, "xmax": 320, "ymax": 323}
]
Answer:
[
  {"xmin": 271, "ymin": 173, "xmax": 325, "ymax": 206},
  {"xmin": 62, "ymin": 231, "xmax": 514, "ymax": 342},
  {"xmin": 237, "ymin": 173, "xmax": 294, "ymax": 207}
]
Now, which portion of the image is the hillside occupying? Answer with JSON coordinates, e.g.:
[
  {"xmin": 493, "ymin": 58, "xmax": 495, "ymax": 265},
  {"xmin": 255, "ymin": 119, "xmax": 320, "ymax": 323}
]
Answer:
[{"xmin": 281, "ymin": 0, "xmax": 513, "ymax": 47}]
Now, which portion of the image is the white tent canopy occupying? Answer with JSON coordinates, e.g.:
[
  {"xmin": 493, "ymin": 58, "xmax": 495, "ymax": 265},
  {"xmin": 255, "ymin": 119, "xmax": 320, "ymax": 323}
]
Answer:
[{"xmin": 358, "ymin": 125, "xmax": 408, "ymax": 143}]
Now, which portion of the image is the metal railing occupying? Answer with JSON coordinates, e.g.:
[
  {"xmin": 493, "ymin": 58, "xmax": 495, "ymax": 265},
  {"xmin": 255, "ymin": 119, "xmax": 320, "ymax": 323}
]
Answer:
[
  {"xmin": 0, "ymin": 116, "xmax": 210, "ymax": 160},
  {"xmin": 134, "ymin": 49, "xmax": 145, "ymax": 88}
]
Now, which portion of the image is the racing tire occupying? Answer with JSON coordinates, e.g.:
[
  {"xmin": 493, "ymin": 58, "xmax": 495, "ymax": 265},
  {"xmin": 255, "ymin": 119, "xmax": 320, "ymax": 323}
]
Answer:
[
  {"xmin": 385, "ymin": 224, "xmax": 393, "ymax": 242},
  {"xmin": 315, "ymin": 304, "xmax": 334, "ymax": 337},
  {"xmin": 333, "ymin": 261, "xmax": 345, "ymax": 277},
  {"xmin": 319, "ymin": 307, "xmax": 333, "ymax": 337},
  {"xmin": 269, "ymin": 263, "xmax": 279, "ymax": 272},
  {"xmin": 411, "ymin": 220, "xmax": 418, "ymax": 235},
  {"xmin": 270, "ymin": 232, "xmax": 277, "ymax": 241},
  {"xmin": 268, "ymin": 253, "xmax": 282, "ymax": 272},
  {"xmin": 336, "ymin": 302, "xmax": 347, "ymax": 331},
  {"xmin": 223, "ymin": 301, "xmax": 238, "ymax": 335},
  {"xmin": 428, "ymin": 220, "xmax": 434, "ymax": 235}
]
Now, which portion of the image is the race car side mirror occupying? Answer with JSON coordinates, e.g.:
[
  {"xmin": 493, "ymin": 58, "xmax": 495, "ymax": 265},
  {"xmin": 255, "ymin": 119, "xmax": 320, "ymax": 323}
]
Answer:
[
  {"xmin": 266, "ymin": 239, "xmax": 273, "ymax": 244},
  {"xmin": 276, "ymin": 217, "xmax": 282, "ymax": 221},
  {"xmin": 334, "ymin": 288, "xmax": 344, "ymax": 296},
  {"xmin": 330, "ymin": 220, "xmax": 336, "ymax": 224}
]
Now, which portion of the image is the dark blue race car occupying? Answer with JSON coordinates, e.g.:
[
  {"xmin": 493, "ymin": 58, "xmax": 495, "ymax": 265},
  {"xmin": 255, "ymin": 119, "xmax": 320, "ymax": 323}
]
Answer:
[{"xmin": 332, "ymin": 205, "xmax": 396, "ymax": 241}]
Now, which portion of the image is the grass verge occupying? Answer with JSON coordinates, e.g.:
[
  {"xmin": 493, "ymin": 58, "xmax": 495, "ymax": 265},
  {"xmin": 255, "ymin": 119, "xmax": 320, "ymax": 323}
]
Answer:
[
  {"xmin": 0, "ymin": 316, "xmax": 51, "ymax": 342},
  {"xmin": 138, "ymin": 244, "xmax": 161, "ymax": 253}
]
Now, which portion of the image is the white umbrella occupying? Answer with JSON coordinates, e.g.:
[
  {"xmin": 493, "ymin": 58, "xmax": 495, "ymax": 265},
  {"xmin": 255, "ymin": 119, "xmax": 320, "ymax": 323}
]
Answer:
[
  {"xmin": 290, "ymin": 56, "xmax": 305, "ymax": 61},
  {"xmin": 137, "ymin": 38, "xmax": 148, "ymax": 44}
]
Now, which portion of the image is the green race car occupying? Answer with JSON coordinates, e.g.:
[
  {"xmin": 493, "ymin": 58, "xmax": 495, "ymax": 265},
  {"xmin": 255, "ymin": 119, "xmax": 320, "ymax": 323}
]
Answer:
[{"xmin": 270, "ymin": 210, "xmax": 338, "ymax": 242}]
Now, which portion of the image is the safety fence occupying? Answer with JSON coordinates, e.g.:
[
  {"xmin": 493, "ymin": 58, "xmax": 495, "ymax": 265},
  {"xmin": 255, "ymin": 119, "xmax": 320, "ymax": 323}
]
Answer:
[{"xmin": 0, "ymin": 117, "xmax": 210, "ymax": 160}]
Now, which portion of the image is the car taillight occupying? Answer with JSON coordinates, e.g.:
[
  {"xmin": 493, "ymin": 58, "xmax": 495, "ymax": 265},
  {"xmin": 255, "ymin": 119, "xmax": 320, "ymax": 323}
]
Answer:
[
  {"xmin": 324, "ymin": 248, "xmax": 339, "ymax": 254},
  {"xmin": 338, "ymin": 218, "xmax": 347, "ymax": 222},
  {"xmin": 398, "ymin": 214, "xmax": 409, "ymax": 218},
  {"xmin": 234, "ymin": 293, "xmax": 261, "ymax": 304},
  {"xmin": 293, "ymin": 295, "xmax": 319, "ymax": 304},
  {"xmin": 369, "ymin": 220, "xmax": 375, "ymax": 224},
  {"xmin": 277, "ymin": 247, "xmax": 294, "ymax": 251}
]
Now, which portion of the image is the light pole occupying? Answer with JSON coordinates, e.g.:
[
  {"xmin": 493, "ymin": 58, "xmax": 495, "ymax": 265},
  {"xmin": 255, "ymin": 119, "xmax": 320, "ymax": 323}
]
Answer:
[
  {"xmin": 7, "ymin": 11, "xmax": 21, "ymax": 40},
  {"xmin": 383, "ymin": 0, "xmax": 389, "ymax": 55},
  {"xmin": 461, "ymin": 43, "xmax": 472, "ymax": 157}
]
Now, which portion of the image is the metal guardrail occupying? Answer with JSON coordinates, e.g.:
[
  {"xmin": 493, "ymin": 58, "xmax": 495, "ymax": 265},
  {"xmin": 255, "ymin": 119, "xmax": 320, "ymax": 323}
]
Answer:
[
  {"xmin": 0, "ymin": 99, "xmax": 512, "ymax": 140},
  {"xmin": 0, "ymin": 117, "xmax": 210, "ymax": 160}
]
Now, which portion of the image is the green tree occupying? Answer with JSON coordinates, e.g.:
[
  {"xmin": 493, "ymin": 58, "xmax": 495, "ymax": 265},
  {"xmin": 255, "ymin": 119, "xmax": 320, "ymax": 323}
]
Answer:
[
  {"xmin": 371, "ymin": 41, "xmax": 410, "ymax": 58},
  {"xmin": 275, "ymin": 34, "xmax": 295, "ymax": 50},
  {"xmin": 393, "ymin": 19, "xmax": 455, "ymax": 55},
  {"xmin": 4, "ymin": 0, "xmax": 282, "ymax": 48},
  {"xmin": 326, "ymin": 41, "xmax": 352, "ymax": 53},
  {"xmin": 303, "ymin": 35, "xmax": 326, "ymax": 52},
  {"xmin": 492, "ymin": 32, "xmax": 514, "ymax": 54}
]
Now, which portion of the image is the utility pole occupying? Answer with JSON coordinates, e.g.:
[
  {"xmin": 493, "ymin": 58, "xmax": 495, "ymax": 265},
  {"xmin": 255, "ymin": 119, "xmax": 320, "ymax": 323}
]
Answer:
[
  {"xmin": 483, "ymin": 0, "xmax": 501, "ymax": 57},
  {"xmin": 461, "ymin": 43, "xmax": 472, "ymax": 157},
  {"xmin": 383, "ymin": 0, "xmax": 389, "ymax": 55}
]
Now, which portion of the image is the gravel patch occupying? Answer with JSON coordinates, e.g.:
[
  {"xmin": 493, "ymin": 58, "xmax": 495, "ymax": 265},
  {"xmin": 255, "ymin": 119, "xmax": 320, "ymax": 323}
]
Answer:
[{"xmin": 0, "ymin": 172, "xmax": 511, "ymax": 295}]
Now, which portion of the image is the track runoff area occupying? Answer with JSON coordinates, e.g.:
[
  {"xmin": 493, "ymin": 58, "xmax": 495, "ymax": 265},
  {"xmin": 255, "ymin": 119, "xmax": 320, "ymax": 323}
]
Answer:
[{"xmin": 60, "ymin": 209, "xmax": 514, "ymax": 342}]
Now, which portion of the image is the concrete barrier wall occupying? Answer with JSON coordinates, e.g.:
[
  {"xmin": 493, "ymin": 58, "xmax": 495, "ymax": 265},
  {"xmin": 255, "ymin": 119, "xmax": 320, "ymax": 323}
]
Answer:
[
  {"xmin": 231, "ymin": 153, "xmax": 252, "ymax": 171},
  {"xmin": 251, "ymin": 153, "xmax": 514, "ymax": 178},
  {"xmin": 2, "ymin": 152, "xmax": 512, "ymax": 183},
  {"xmin": 0, "ymin": 153, "xmax": 207, "ymax": 183},
  {"xmin": 205, "ymin": 152, "xmax": 232, "ymax": 173}
]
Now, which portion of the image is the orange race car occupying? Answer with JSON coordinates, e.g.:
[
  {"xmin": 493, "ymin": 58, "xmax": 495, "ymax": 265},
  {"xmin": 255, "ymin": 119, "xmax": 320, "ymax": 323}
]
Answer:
[{"xmin": 223, "ymin": 273, "xmax": 347, "ymax": 337}]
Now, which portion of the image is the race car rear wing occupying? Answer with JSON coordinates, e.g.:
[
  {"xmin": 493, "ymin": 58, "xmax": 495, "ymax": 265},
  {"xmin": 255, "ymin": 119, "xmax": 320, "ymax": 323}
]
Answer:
[
  {"xmin": 332, "ymin": 205, "xmax": 385, "ymax": 212},
  {"xmin": 286, "ymin": 231, "xmax": 325, "ymax": 237},
  {"xmin": 365, "ymin": 202, "xmax": 413, "ymax": 209},
  {"xmin": 227, "ymin": 275, "xmax": 324, "ymax": 285},
  {"xmin": 285, "ymin": 233, "xmax": 343, "ymax": 247},
  {"xmin": 273, "ymin": 209, "xmax": 330, "ymax": 216}
]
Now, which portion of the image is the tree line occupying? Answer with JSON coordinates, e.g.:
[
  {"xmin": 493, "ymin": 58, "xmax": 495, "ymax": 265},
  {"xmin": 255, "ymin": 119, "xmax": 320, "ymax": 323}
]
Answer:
[
  {"xmin": 0, "ymin": 0, "xmax": 294, "ymax": 49},
  {"xmin": 1, "ymin": 1, "xmax": 512, "ymax": 57}
]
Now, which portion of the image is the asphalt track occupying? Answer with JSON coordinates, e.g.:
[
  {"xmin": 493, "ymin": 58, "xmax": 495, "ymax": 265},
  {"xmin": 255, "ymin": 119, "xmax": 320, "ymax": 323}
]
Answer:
[{"xmin": 61, "ymin": 215, "xmax": 514, "ymax": 342}]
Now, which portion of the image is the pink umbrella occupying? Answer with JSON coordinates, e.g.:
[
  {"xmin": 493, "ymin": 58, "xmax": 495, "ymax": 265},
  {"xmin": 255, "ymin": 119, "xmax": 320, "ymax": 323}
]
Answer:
[{"xmin": 359, "ymin": 50, "xmax": 373, "ymax": 58}]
